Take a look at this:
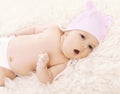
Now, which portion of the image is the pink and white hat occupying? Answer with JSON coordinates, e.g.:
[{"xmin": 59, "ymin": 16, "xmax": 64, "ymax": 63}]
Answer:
[{"xmin": 66, "ymin": 0, "xmax": 112, "ymax": 42}]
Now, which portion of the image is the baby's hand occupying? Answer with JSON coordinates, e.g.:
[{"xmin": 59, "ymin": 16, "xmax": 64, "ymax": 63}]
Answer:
[
  {"xmin": 5, "ymin": 32, "xmax": 16, "ymax": 37},
  {"xmin": 37, "ymin": 53, "xmax": 49, "ymax": 69}
]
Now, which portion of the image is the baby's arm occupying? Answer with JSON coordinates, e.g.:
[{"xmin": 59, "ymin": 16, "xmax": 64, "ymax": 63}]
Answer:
[
  {"xmin": 36, "ymin": 53, "xmax": 67, "ymax": 84},
  {"xmin": 9, "ymin": 23, "xmax": 56, "ymax": 36},
  {"xmin": 9, "ymin": 25, "xmax": 46, "ymax": 36}
]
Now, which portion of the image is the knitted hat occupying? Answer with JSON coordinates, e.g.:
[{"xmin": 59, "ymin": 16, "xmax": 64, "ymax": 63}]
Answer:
[{"xmin": 66, "ymin": 0, "xmax": 112, "ymax": 42}]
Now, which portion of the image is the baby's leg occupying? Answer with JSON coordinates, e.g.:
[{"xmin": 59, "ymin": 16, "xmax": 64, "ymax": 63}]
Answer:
[{"xmin": 0, "ymin": 67, "xmax": 16, "ymax": 86}]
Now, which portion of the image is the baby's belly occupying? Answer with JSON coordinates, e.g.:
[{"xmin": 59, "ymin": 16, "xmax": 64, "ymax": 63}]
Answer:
[
  {"xmin": 7, "ymin": 35, "xmax": 44, "ymax": 75},
  {"xmin": 8, "ymin": 56, "xmax": 36, "ymax": 75}
]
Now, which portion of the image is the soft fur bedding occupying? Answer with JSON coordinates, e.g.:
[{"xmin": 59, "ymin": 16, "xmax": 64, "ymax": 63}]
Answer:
[{"xmin": 0, "ymin": 0, "xmax": 120, "ymax": 94}]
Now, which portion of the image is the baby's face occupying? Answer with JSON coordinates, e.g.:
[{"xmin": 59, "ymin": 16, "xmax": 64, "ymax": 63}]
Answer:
[{"xmin": 61, "ymin": 30, "xmax": 99, "ymax": 59}]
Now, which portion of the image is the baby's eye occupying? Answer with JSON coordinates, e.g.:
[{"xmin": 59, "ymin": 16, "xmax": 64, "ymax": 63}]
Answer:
[
  {"xmin": 80, "ymin": 34, "xmax": 85, "ymax": 39},
  {"xmin": 88, "ymin": 45, "xmax": 93, "ymax": 50}
]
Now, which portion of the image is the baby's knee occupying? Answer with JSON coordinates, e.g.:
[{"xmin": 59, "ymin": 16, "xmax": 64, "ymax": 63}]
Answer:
[
  {"xmin": 0, "ymin": 67, "xmax": 16, "ymax": 86},
  {"xmin": 0, "ymin": 67, "xmax": 6, "ymax": 76},
  {"xmin": 0, "ymin": 68, "xmax": 5, "ymax": 86},
  {"xmin": 0, "ymin": 78, "xmax": 4, "ymax": 86},
  {"xmin": 0, "ymin": 67, "xmax": 16, "ymax": 78}
]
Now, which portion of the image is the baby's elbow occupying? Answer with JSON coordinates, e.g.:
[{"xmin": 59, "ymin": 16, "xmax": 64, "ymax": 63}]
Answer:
[
  {"xmin": 40, "ymin": 77, "xmax": 53, "ymax": 84},
  {"xmin": 40, "ymin": 74, "xmax": 54, "ymax": 84}
]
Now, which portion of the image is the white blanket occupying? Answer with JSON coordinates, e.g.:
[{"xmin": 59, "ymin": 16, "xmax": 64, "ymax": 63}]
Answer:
[{"xmin": 0, "ymin": 0, "xmax": 120, "ymax": 94}]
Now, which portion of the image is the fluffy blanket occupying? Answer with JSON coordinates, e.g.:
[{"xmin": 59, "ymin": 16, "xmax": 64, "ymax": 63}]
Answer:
[{"xmin": 0, "ymin": 0, "xmax": 120, "ymax": 94}]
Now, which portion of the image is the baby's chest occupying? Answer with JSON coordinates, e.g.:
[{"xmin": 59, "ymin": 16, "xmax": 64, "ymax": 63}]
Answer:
[{"xmin": 37, "ymin": 32, "xmax": 60, "ymax": 50}]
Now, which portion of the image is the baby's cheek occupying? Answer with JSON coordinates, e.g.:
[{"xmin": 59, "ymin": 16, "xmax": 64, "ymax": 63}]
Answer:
[{"xmin": 80, "ymin": 50, "xmax": 90, "ymax": 58}]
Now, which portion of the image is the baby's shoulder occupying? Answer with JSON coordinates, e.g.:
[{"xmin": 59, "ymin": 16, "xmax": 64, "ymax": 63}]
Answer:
[
  {"xmin": 47, "ymin": 23, "xmax": 60, "ymax": 30},
  {"xmin": 44, "ymin": 23, "xmax": 63, "ymax": 34}
]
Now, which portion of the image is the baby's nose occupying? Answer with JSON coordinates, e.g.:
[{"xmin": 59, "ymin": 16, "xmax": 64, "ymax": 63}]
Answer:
[{"xmin": 74, "ymin": 49, "xmax": 80, "ymax": 54}]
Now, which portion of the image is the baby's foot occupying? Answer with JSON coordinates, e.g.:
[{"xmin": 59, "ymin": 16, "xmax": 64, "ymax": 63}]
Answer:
[{"xmin": 36, "ymin": 53, "xmax": 49, "ymax": 69}]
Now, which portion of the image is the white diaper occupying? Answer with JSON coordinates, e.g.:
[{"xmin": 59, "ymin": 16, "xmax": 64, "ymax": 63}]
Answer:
[{"xmin": 0, "ymin": 36, "xmax": 14, "ymax": 69}]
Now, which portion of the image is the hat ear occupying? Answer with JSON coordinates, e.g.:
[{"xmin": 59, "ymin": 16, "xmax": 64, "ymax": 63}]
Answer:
[
  {"xmin": 104, "ymin": 16, "xmax": 113, "ymax": 29},
  {"xmin": 86, "ymin": 0, "xmax": 97, "ymax": 10}
]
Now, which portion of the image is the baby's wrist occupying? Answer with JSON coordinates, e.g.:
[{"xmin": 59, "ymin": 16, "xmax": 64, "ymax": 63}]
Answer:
[{"xmin": 8, "ymin": 33, "xmax": 17, "ymax": 37}]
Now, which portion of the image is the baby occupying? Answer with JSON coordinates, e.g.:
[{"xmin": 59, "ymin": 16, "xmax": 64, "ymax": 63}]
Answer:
[{"xmin": 0, "ymin": 0, "xmax": 112, "ymax": 86}]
